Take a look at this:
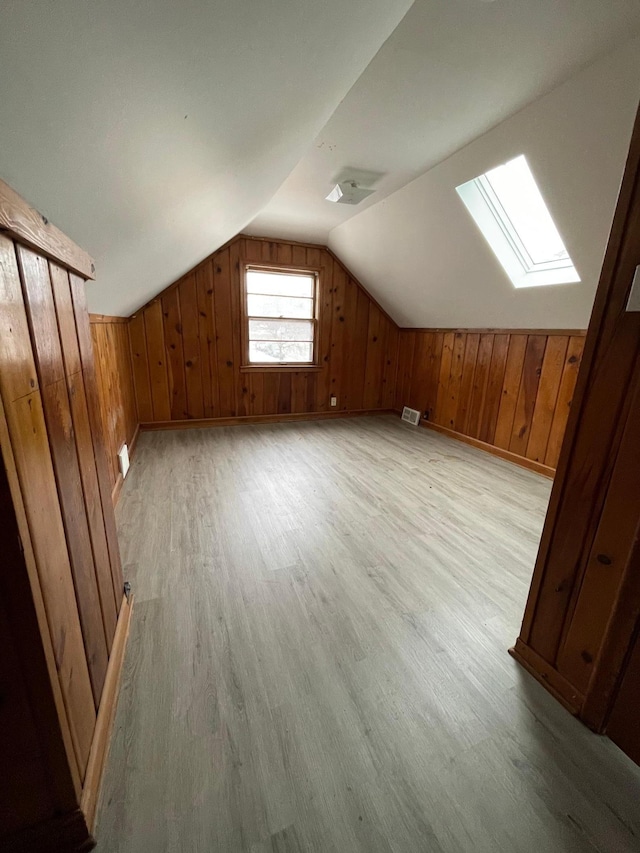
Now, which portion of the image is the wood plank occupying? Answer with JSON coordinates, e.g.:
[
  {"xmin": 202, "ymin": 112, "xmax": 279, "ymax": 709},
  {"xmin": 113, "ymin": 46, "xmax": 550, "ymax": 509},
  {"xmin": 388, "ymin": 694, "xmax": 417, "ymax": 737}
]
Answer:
[
  {"xmin": 195, "ymin": 263, "xmax": 215, "ymax": 418},
  {"xmin": 0, "ymin": 177, "xmax": 95, "ymax": 279},
  {"xmin": 526, "ymin": 336, "xmax": 569, "ymax": 463},
  {"xmin": 69, "ymin": 274, "xmax": 124, "ymax": 616},
  {"xmin": 178, "ymin": 274, "xmax": 205, "ymax": 419},
  {"xmin": 340, "ymin": 276, "xmax": 363, "ymax": 411},
  {"xmin": 143, "ymin": 301, "xmax": 171, "ymax": 422},
  {"xmin": 509, "ymin": 335, "xmax": 547, "ymax": 457},
  {"xmin": 66, "ymin": 371, "xmax": 118, "ymax": 650},
  {"xmin": 0, "ymin": 235, "xmax": 39, "ymax": 402},
  {"xmin": 40, "ymin": 378, "xmax": 110, "ymax": 707},
  {"xmin": 543, "ymin": 336, "xmax": 583, "ymax": 468},
  {"xmin": 493, "ymin": 335, "xmax": 527, "ymax": 449},
  {"xmin": 0, "ymin": 396, "xmax": 82, "ymax": 805},
  {"xmin": 16, "ymin": 246, "xmax": 65, "ymax": 387},
  {"xmin": 466, "ymin": 334, "xmax": 494, "ymax": 438},
  {"xmin": 363, "ymin": 304, "xmax": 384, "ymax": 410},
  {"xmin": 128, "ymin": 313, "xmax": 153, "ymax": 423},
  {"xmin": 81, "ymin": 595, "xmax": 133, "ymax": 832},
  {"xmin": 477, "ymin": 334, "xmax": 509, "ymax": 444},
  {"xmin": 3, "ymin": 391, "xmax": 96, "ymax": 776},
  {"xmin": 434, "ymin": 331, "xmax": 455, "ymax": 425},
  {"xmin": 408, "ymin": 331, "xmax": 429, "ymax": 415},
  {"xmin": 49, "ymin": 263, "xmax": 82, "ymax": 377},
  {"xmin": 212, "ymin": 248, "xmax": 236, "ymax": 417},
  {"xmin": 329, "ymin": 263, "xmax": 347, "ymax": 408},
  {"xmin": 161, "ymin": 288, "xmax": 187, "ymax": 420},
  {"xmin": 454, "ymin": 333, "xmax": 479, "ymax": 434},
  {"xmin": 383, "ymin": 323, "xmax": 399, "ymax": 410},
  {"xmin": 440, "ymin": 331, "xmax": 465, "ymax": 429}
]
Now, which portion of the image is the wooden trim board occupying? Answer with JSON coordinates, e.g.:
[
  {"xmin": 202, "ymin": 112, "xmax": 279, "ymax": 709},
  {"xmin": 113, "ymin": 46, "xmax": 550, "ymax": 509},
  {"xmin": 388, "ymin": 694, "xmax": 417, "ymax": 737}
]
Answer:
[
  {"xmin": 509, "ymin": 639, "xmax": 584, "ymax": 716},
  {"xmin": 399, "ymin": 327, "xmax": 586, "ymax": 337},
  {"xmin": 89, "ymin": 315, "xmax": 129, "ymax": 325},
  {"xmin": 81, "ymin": 594, "xmax": 133, "ymax": 832},
  {"xmin": 413, "ymin": 416, "xmax": 556, "ymax": 478},
  {"xmin": 140, "ymin": 408, "xmax": 394, "ymax": 432},
  {"xmin": 0, "ymin": 179, "xmax": 95, "ymax": 280}
]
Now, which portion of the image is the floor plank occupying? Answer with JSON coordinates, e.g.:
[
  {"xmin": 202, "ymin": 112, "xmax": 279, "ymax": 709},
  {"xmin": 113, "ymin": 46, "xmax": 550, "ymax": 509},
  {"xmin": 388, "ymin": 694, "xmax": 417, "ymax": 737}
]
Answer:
[{"xmin": 96, "ymin": 415, "xmax": 640, "ymax": 852}]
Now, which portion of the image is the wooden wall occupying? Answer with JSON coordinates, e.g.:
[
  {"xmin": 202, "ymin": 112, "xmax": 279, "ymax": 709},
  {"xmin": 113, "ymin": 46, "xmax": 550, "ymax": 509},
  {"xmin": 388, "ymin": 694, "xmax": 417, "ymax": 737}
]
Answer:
[
  {"xmin": 128, "ymin": 236, "xmax": 399, "ymax": 426},
  {"xmin": 512, "ymin": 104, "xmax": 640, "ymax": 755},
  {"xmin": 395, "ymin": 329, "xmax": 585, "ymax": 473},
  {"xmin": 90, "ymin": 316, "xmax": 138, "ymax": 499},
  {"xmin": 0, "ymin": 176, "xmax": 131, "ymax": 850}
]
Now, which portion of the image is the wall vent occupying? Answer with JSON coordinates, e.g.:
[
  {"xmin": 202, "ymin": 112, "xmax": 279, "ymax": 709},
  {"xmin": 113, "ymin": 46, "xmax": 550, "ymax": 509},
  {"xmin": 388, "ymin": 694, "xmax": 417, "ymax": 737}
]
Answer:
[
  {"xmin": 118, "ymin": 444, "xmax": 130, "ymax": 478},
  {"xmin": 401, "ymin": 406, "xmax": 421, "ymax": 426}
]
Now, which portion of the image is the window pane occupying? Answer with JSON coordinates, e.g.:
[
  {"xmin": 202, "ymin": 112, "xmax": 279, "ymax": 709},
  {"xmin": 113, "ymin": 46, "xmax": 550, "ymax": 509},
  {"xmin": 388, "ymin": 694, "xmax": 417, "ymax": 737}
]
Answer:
[
  {"xmin": 247, "ymin": 293, "xmax": 313, "ymax": 319},
  {"xmin": 249, "ymin": 319, "xmax": 313, "ymax": 342},
  {"xmin": 249, "ymin": 340, "xmax": 313, "ymax": 363},
  {"xmin": 483, "ymin": 155, "xmax": 569, "ymax": 265},
  {"xmin": 247, "ymin": 270, "xmax": 314, "ymax": 298}
]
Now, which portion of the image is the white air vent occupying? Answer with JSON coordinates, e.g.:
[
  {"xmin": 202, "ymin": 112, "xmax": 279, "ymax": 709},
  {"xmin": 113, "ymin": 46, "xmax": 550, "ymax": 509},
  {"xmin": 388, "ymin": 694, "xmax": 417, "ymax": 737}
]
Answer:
[
  {"xmin": 118, "ymin": 443, "xmax": 130, "ymax": 478},
  {"xmin": 401, "ymin": 406, "xmax": 421, "ymax": 426}
]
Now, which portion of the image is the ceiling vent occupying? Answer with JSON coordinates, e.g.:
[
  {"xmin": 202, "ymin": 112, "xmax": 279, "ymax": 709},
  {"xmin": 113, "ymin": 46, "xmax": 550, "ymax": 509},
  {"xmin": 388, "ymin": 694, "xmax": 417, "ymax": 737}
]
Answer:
[
  {"xmin": 325, "ymin": 167, "xmax": 383, "ymax": 206},
  {"xmin": 325, "ymin": 180, "xmax": 375, "ymax": 205}
]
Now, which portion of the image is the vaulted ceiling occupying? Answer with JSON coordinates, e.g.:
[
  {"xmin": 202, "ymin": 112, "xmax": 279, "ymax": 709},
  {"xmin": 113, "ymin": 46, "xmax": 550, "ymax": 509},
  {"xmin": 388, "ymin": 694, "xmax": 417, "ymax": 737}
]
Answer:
[
  {"xmin": 0, "ymin": 0, "xmax": 413, "ymax": 315},
  {"xmin": 1, "ymin": 1, "xmax": 640, "ymax": 324}
]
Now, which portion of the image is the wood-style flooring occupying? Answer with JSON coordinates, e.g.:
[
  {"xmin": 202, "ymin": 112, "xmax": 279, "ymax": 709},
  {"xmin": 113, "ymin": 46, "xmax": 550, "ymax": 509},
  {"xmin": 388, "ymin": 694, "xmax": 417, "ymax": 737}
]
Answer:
[{"xmin": 96, "ymin": 415, "xmax": 640, "ymax": 852}]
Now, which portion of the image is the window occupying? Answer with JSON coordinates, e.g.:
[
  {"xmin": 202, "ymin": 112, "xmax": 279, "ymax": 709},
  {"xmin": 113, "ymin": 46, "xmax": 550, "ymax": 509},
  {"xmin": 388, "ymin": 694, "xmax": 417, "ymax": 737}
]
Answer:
[
  {"xmin": 242, "ymin": 266, "xmax": 319, "ymax": 368},
  {"xmin": 456, "ymin": 154, "xmax": 579, "ymax": 289}
]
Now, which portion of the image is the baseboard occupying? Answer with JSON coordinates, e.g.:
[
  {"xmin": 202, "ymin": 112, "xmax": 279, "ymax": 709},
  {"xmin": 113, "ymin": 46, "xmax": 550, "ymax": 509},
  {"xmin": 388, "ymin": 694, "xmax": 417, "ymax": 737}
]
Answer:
[
  {"xmin": 81, "ymin": 594, "xmax": 134, "ymax": 832},
  {"xmin": 410, "ymin": 416, "xmax": 555, "ymax": 478},
  {"xmin": 508, "ymin": 638, "xmax": 583, "ymax": 716},
  {"xmin": 2, "ymin": 809, "xmax": 95, "ymax": 853},
  {"xmin": 110, "ymin": 424, "xmax": 140, "ymax": 507},
  {"xmin": 140, "ymin": 408, "xmax": 393, "ymax": 432}
]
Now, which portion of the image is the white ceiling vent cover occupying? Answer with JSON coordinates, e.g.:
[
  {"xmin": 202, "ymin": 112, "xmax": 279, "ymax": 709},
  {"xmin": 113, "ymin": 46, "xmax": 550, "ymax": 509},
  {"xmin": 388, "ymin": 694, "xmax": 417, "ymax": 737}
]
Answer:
[{"xmin": 401, "ymin": 406, "xmax": 421, "ymax": 426}]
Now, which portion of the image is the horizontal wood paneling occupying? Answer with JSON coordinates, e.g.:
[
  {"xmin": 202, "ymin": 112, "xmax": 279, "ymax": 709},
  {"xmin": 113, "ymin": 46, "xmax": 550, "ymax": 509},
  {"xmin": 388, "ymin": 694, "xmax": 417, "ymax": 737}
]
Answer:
[
  {"xmin": 395, "ymin": 329, "xmax": 585, "ymax": 471},
  {"xmin": 90, "ymin": 317, "xmax": 138, "ymax": 496},
  {"xmin": 129, "ymin": 236, "xmax": 399, "ymax": 424}
]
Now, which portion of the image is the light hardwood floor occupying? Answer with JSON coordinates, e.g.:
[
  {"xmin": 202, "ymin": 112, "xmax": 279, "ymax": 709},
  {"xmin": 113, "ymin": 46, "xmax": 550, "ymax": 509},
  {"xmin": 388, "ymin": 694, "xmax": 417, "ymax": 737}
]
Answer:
[{"xmin": 96, "ymin": 415, "xmax": 640, "ymax": 852}]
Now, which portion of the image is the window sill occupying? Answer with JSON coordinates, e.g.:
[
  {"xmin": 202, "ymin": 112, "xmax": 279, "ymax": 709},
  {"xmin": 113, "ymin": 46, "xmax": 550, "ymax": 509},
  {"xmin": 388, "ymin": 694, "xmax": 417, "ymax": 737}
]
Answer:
[{"xmin": 240, "ymin": 364, "xmax": 322, "ymax": 373}]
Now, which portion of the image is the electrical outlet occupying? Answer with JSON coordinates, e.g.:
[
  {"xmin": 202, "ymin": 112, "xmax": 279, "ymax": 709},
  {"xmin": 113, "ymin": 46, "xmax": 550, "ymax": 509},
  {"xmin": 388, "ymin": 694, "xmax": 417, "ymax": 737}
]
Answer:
[{"xmin": 330, "ymin": 395, "xmax": 337, "ymax": 407}]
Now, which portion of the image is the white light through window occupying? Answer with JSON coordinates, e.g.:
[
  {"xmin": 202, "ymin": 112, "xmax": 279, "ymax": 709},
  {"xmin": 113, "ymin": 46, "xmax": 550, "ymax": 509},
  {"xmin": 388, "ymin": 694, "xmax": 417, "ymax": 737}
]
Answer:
[
  {"xmin": 244, "ymin": 268, "xmax": 317, "ymax": 365},
  {"xmin": 456, "ymin": 155, "xmax": 579, "ymax": 288}
]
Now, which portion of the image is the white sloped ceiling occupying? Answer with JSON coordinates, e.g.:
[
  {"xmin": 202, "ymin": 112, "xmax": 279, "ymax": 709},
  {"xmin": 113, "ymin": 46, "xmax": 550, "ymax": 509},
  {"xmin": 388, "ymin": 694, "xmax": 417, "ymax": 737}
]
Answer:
[
  {"xmin": 0, "ymin": 0, "xmax": 413, "ymax": 315},
  {"xmin": 329, "ymin": 39, "xmax": 640, "ymax": 329}
]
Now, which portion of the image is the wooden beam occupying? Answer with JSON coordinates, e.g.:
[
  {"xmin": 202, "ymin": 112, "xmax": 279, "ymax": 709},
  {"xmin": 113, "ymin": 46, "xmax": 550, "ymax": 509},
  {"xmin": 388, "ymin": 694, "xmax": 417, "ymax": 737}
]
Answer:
[{"xmin": 0, "ymin": 179, "xmax": 95, "ymax": 280}]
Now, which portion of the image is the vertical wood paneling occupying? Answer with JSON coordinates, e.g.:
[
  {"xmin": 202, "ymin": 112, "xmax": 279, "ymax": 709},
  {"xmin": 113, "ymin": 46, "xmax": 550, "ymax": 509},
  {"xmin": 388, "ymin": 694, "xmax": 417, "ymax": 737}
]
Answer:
[
  {"xmin": 395, "ymin": 328, "xmax": 585, "ymax": 471},
  {"xmin": 128, "ymin": 237, "xmax": 399, "ymax": 425},
  {"xmin": 178, "ymin": 274, "xmax": 205, "ymax": 420},
  {"xmin": 90, "ymin": 320, "xmax": 138, "ymax": 493},
  {"xmin": 509, "ymin": 334, "xmax": 547, "ymax": 457},
  {"xmin": 144, "ymin": 301, "xmax": 171, "ymax": 422},
  {"xmin": 128, "ymin": 313, "xmax": 153, "ymax": 423}
]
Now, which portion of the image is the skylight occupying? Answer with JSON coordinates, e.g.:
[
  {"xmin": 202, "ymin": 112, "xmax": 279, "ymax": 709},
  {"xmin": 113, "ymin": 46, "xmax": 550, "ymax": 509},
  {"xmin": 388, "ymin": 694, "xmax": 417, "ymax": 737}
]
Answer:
[{"xmin": 456, "ymin": 155, "xmax": 580, "ymax": 288}]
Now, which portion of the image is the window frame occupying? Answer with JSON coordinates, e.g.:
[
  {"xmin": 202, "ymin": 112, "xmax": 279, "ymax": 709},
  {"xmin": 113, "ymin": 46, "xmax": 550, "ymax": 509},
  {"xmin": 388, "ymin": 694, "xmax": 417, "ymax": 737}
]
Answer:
[
  {"xmin": 240, "ymin": 262, "xmax": 322, "ymax": 372},
  {"xmin": 456, "ymin": 156, "xmax": 580, "ymax": 289}
]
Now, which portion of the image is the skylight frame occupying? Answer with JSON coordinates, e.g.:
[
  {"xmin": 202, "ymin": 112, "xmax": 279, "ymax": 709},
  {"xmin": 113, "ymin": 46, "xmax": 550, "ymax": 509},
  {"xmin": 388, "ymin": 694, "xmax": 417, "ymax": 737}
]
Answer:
[{"xmin": 456, "ymin": 155, "xmax": 580, "ymax": 289}]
